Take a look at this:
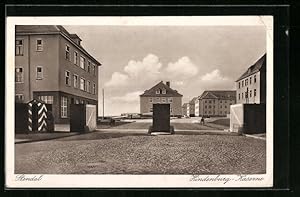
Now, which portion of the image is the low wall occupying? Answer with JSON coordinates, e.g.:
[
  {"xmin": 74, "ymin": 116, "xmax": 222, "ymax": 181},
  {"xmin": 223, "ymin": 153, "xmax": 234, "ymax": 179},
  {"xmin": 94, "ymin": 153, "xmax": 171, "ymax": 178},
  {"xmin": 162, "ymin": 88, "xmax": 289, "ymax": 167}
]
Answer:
[
  {"xmin": 230, "ymin": 103, "xmax": 266, "ymax": 134},
  {"xmin": 230, "ymin": 104, "xmax": 244, "ymax": 133},
  {"xmin": 86, "ymin": 104, "xmax": 97, "ymax": 131}
]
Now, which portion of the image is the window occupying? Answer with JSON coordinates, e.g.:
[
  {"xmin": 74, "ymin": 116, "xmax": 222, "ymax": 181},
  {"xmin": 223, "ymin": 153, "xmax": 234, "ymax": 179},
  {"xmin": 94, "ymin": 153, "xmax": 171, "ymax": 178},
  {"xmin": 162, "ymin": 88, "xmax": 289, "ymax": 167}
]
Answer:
[
  {"xmin": 36, "ymin": 39, "xmax": 43, "ymax": 51},
  {"xmin": 80, "ymin": 78, "xmax": 85, "ymax": 90},
  {"xmin": 38, "ymin": 95, "xmax": 53, "ymax": 104},
  {"xmin": 61, "ymin": 96, "xmax": 68, "ymax": 118},
  {"xmin": 74, "ymin": 51, "xmax": 78, "ymax": 65},
  {"xmin": 162, "ymin": 98, "xmax": 166, "ymax": 103},
  {"xmin": 36, "ymin": 66, "xmax": 43, "ymax": 79},
  {"xmin": 254, "ymin": 75, "xmax": 257, "ymax": 83},
  {"xmin": 245, "ymin": 79, "xmax": 248, "ymax": 86},
  {"xmin": 65, "ymin": 71, "xmax": 70, "ymax": 86},
  {"xmin": 238, "ymin": 94, "xmax": 240, "ymax": 100},
  {"xmin": 87, "ymin": 61, "xmax": 91, "ymax": 73},
  {"xmin": 150, "ymin": 107, "xmax": 153, "ymax": 112},
  {"xmin": 220, "ymin": 101, "xmax": 222, "ymax": 103},
  {"xmin": 220, "ymin": 105, "xmax": 222, "ymax": 108},
  {"xmin": 156, "ymin": 89, "xmax": 160, "ymax": 94},
  {"xmin": 242, "ymin": 93, "xmax": 244, "ymax": 99},
  {"xmin": 80, "ymin": 56, "xmax": 85, "ymax": 69},
  {"xmin": 205, "ymin": 100, "xmax": 207, "ymax": 103},
  {"xmin": 65, "ymin": 45, "xmax": 70, "ymax": 60},
  {"xmin": 225, "ymin": 105, "xmax": 227, "ymax": 108},
  {"xmin": 15, "ymin": 67, "xmax": 23, "ymax": 83},
  {"xmin": 209, "ymin": 100, "xmax": 212, "ymax": 103},
  {"xmin": 170, "ymin": 108, "xmax": 173, "ymax": 113},
  {"xmin": 204, "ymin": 111, "xmax": 207, "ymax": 114},
  {"xmin": 205, "ymin": 106, "xmax": 207, "ymax": 109},
  {"xmin": 254, "ymin": 89, "xmax": 257, "ymax": 97},
  {"xmin": 156, "ymin": 97, "xmax": 160, "ymax": 102},
  {"xmin": 242, "ymin": 80, "xmax": 244, "ymax": 87},
  {"xmin": 15, "ymin": 94, "xmax": 24, "ymax": 103},
  {"xmin": 238, "ymin": 82, "xmax": 240, "ymax": 89},
  {"xmin": 149, "ymin": 98, "xmax": 153, "ymax": 103},
  {"xmin": 93, "ymin": 83, "xmax": 96, "ymax": 94},
  {"xmin": 168, "ymin": 98, "xmax": 173, "ymax": 103},
  {"xmin": 87, "ymin": 80, "xmax": 91, "ymax": 93},
  {"xmin": 93, "ymin": 64, "xmax": 96, "ymax": 75},
  {"xmin": 162, "ymin": 89, "xmax": 166, "ymax": 94},
  {"xmin": 73, "ymin": 74, "xmax": 78, "ymax": 88},
  {"xmin": 15, "ymin": 39, "xmax": 23, "ymax": 55},
  {"xmin": 250, "ymin": 90, "xmax": 252, "ymax": 97},
  {"xmin": 250, "ymin": 77, "xmax": 252, "ymax": 84}
]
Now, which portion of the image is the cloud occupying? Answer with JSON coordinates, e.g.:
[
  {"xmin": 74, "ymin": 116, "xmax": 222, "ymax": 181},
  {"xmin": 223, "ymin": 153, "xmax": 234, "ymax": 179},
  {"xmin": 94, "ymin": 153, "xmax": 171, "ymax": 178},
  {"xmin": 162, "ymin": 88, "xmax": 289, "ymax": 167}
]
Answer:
[
  {"xmin": 165, "ymin": 56, "xmax": 198, "ymax": 79},
  {"xmin": 193, "ymin": 69, "xmax": 233, "ymax": 91},
  {"xmin": 104, "ymin": 72, "xmax": 129, "ymax": 87},
  {"xmin": 124, "ymin": 54, "xmax": 162, "ymax": 77},
  {"xmin": 200, "ymin": 69, "xmax": 228, "ymax": 81},
  {"xmin": 105, "ymin": 54, "xmax": 163, "ymax": 89},
  {"xmin": 111, "ymin": 91, "xmax": 144, "ymax": 103}
]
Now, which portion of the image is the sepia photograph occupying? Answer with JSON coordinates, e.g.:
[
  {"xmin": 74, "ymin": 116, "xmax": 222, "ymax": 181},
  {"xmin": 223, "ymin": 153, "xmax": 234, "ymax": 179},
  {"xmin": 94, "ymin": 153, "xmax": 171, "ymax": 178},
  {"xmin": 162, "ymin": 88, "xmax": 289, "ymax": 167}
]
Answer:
[{"xmin": 6, "ymin": 16, "xmax": 273, "ymax": 188}]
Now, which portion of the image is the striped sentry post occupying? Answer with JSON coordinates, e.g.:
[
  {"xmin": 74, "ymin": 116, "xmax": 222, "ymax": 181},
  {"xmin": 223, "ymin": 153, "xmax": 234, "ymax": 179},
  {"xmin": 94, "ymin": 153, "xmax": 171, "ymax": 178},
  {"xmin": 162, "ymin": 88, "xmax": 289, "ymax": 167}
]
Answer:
[
  {"xmin": 28, "ymin": 102, "xmax": 33, "ymax": 132},
  {"xmin": 37, "ymin": 103, "xmax": 47, "ymax": 131}
]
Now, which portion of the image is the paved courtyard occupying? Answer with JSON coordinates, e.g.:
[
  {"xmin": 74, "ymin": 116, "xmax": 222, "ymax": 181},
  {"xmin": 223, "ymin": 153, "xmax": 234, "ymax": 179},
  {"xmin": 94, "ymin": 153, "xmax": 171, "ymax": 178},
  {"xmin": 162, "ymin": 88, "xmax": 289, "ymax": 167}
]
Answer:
[{"xmin": 15, "ymin": 129, "xmax": 266, "ymax": 174}]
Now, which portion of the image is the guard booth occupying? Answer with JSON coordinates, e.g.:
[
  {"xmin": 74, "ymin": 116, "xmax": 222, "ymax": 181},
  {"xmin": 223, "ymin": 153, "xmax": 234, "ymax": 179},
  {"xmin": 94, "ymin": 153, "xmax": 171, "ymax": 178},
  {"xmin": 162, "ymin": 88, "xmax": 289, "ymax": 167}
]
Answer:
[
  {"xmin": 27, "ymin": 99, "xmax": 53, "ymax": 132},
  {"xmin": 148, "ymin": 104, "xmax": 174, "ymax": 134},
  {"xmin": 70, "ymin": 104, "xmax": 97, "ymax": 132}
]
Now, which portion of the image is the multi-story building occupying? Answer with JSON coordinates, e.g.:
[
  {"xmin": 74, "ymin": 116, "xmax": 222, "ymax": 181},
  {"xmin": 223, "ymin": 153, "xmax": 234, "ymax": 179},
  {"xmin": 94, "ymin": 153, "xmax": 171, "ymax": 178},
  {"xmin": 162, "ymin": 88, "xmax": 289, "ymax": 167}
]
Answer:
[
  {"xmin": 140, "ymin": 81, "xmax": 183, "ymax": 117},
  {"xmin": 15, "ymin": 25, "xmax": 101, "ymax": 123},
  {"xmin": 187, "ymin": 97, "xmax": 197, "ymax": 117},
  {"xmin": 195, "ymin": 90, "xmax": 236, "ymax": 117},
  {"xmin": 236, "ymin": 54, "xmax": 266, "ymax": 104},
  {"xmin": 182, "ymin": 103, "xmax": 188, "ymax": 117},
  {"xmin": 230, "ymin": 54, "xmax": 266, "ymax": 133}
]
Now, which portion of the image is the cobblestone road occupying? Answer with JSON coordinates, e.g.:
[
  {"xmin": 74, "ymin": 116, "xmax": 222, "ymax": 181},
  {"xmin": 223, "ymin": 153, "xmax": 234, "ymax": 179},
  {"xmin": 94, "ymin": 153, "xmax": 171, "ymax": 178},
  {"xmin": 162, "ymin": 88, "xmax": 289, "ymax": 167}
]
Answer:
[{"xmin": 15, "ymin": 132, "xmax": 266, "ymax": 174}]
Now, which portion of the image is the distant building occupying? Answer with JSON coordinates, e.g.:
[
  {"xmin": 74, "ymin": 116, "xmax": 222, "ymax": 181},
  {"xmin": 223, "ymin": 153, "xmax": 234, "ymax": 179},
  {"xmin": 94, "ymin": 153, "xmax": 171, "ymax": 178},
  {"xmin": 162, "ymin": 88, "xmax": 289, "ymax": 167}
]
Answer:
[
  {"xmin": 187, "ymin": 97, "xmax": 197, "ymax": 117},
  {"xmin": 195, "ymin": 90, "xmax": 236, "ymax": 117},
  {"xmin": 236, "ymin": 54, "xmax": 266, "ymax": 104},
  {"xmin": 15, "ymin": 25, "xmax": 101, "ymax": 123},
  {"xmin": 182, "ymin": 103, "xmax": 188, "ymax": 117},
  {"xmin": 140, "ymin": 81, "xmax": 183, "ymax": 117}
]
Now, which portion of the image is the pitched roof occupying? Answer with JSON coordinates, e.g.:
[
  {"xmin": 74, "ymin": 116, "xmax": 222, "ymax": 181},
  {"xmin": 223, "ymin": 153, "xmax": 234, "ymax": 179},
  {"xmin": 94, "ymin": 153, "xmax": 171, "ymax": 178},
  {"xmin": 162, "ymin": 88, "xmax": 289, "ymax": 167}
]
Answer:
[
  {"xmin": 140, "ymin": 81, "xmax": 183, "ymax": 97},
  {"xmin": 189, "ymin": 97, "xmax": 198, "ymax": 104},
  {"xmin": 16, "ymin": 25, "xmax": 101, "ymax": 66},
  {"xmin": 199, "ymin": 90, "xmax": 236, "ymax": 100},
  {"xmin": 236, "ymin": 54, "xmax": 266, "ymax": 81}
]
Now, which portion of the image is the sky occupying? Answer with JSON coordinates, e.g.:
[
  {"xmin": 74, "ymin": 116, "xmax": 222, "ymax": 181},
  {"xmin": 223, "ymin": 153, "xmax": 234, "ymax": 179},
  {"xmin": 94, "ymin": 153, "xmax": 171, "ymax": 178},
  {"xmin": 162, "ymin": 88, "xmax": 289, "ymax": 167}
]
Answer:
[{"xmin": 64, "ymin": 23, "xmax": 266, "ymax": 116}]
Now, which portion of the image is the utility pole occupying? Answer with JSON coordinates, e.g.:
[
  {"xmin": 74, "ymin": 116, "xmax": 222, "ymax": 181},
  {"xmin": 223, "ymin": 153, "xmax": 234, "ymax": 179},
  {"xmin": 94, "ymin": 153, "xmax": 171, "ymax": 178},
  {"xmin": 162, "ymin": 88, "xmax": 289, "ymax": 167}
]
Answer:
[{"xmin": 102, "ymin": 88, "xmax": 104, "ymax": 120}]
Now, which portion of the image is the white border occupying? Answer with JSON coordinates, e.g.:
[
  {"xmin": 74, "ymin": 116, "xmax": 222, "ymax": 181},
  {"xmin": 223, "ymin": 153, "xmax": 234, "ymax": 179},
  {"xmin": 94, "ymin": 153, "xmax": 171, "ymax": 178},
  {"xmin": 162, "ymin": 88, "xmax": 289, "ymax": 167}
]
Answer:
[{"xmin": 5, "ymin": 16, "xmax": 273, "ymax": 188}]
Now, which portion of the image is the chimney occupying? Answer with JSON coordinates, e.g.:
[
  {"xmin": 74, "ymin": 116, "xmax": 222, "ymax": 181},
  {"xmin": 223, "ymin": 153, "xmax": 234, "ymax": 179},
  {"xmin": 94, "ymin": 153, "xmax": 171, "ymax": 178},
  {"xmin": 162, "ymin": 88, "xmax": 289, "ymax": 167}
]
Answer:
[{"xmin": 166, "ymin": 81, "xmax": 170, "ymax": 87}]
